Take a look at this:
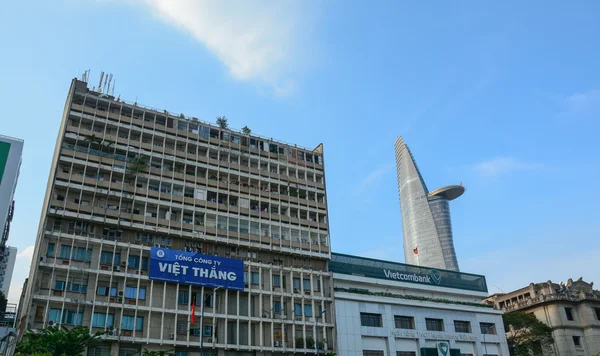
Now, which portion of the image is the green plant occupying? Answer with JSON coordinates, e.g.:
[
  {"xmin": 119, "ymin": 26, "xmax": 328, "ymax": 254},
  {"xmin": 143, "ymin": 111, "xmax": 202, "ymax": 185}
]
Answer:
[
  {"xmin": 296, "ymin": 337, "xmax": 304, "ymax": 348},
  {"xmin": 84, "ymin": 134, "xmax": 102, "ymax": 149},
  {"xmin": 305, "ymin": 336, "xmax": 315, "ymax": 348},
  {"xmin": 503, "ymin": 311, "xmax": 554, "ymax": 356},
  {"xmin": 216, "ymin": 116, "xmax": 228, "ymax": 129},
  {"xmin": 127, "ymin": 154, "xmax": 149, "ymax": 177},
  {"xmin": 334, "ymin": 287, "xmax": 495, "ymax": 309},
  {"xmin": 15, "ymin": 326, "xmax": 105, "ymax": 356},
  {"xmin": 242, "ymin": 126, "xmax": 251, "ymax": 135},
  {"xmin": 179, "ymin": 113, "xmax": 185, "ymax": 119}
]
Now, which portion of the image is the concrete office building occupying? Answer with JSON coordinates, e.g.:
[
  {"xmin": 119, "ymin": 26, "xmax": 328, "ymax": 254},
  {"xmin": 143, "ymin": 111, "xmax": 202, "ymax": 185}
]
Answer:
[
  {"xmin": 20, "ymin": 78, "xmax": 334, "ymax": 355},
  {"xmin": 484, "ymin": 277, "xmax": 600, "ymax": 356},
  {"xmin": 0, "ymin": 246, "xmax": 17, "ymax": 296},
  {"xmin": 394, "ymin": 137, "xmax": 463, "ymax": 272},
  {"xmin": 0, "ymin": 135, "xmax": 23, "ymax": 300},
  {"xmin": 330, "ymin": 253, "xmax": 510, "ymax": 356}
]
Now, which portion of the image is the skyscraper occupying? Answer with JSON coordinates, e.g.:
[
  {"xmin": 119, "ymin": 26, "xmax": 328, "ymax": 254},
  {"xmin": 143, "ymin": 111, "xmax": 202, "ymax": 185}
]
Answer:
[
  {"xmin": 20, "ymin": 78, "xmax": 333, "ymax": 355},
  {"xmin": 394, "ymin": 137, "xmax": 463, "ymax": 271}
]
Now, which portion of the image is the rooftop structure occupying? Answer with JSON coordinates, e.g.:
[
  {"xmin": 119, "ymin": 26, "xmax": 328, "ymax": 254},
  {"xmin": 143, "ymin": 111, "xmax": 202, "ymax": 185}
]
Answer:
[
  {"xmin": 331, "ymin": 253, "xmax": 509, "ymax": 356},
  {"xmin": 20, "ymin": 77, "xmax": 333, "ymax": 355},
  {"xmin": 0, "ymin": 135, "xmax": 23, "ymax": 252},
  {"xmin": 394, "ymin": 137, "xmax": 463, "ymax": 271}
]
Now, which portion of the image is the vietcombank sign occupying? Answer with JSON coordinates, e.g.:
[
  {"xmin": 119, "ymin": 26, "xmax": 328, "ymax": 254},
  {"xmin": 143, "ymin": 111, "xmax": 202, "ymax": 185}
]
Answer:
[{"xmin": 330, "ymin": 253, "xmax": 487, "ymax": 292}]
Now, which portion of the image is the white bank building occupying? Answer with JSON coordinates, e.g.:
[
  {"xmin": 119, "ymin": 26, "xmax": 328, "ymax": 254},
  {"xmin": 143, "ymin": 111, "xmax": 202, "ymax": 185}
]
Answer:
[{"xmin": 330, "ymin": 254, "xmax": 509, "ymax": 356}]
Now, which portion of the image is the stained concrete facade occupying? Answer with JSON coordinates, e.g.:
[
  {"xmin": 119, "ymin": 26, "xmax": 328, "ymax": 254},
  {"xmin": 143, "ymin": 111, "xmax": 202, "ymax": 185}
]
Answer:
[{"xmin": 484, "ymin": 277, "xmax": 600, "ymax": 356}]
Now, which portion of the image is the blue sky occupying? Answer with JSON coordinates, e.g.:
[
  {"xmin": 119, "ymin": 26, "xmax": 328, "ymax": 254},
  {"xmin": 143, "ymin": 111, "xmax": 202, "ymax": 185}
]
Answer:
[{"xmin": 1, "ymin": 0, "xmax": 599, "ymax": 303}]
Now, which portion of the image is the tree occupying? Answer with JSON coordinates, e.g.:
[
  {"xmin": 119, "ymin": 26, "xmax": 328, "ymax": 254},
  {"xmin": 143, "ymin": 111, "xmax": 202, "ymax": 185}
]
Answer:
[
  {"xmin": 216, "ymin": 116, "xmax": 228, "ymax": 129},
  {"xmin": 84, "ymin": 134, "xmax": 102, "ymax": 149},
  {"xmin": 15, "ymin": 326, "xmax": 105, "ymax": 356},
  {"xmin": 127, "ymin": 154, "xmax": 149, "ymax": 177},
  {"xmin": 241, "ymin": 126, "xmax": 251, "ymax": 135},
  {"xmin": 503, "ymin": 311, "xmax": 554, "ymax": 356}
]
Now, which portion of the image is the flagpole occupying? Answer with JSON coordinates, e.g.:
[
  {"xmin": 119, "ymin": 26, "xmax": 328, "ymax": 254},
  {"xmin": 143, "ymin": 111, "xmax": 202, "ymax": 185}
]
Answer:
[{"xmin": 200, "ymin": 286, "xmax": 221, "ymax": 356}]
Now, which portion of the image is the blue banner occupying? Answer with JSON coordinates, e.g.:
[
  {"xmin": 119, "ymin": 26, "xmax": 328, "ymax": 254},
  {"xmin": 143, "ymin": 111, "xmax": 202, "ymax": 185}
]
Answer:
[{"xmin": 149, "ymin": 247, "xmax": 245, "ymax": 290}]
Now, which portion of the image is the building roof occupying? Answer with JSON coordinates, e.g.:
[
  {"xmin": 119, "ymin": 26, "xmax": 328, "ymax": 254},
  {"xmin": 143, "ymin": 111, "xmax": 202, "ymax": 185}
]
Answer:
[{"xmin": 428, "ymin": 185, "xmax": 465, "ymax": 201}]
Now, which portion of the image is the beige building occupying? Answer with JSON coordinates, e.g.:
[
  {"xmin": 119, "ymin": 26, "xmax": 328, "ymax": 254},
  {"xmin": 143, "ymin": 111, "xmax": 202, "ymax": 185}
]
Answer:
[
  {"xmin": 19, "ymin": 78, "xmax": 334, "ymax": 356},
  {"xmin": 484, "ymin": 278, "xmax": 600, "ymax": 356}
]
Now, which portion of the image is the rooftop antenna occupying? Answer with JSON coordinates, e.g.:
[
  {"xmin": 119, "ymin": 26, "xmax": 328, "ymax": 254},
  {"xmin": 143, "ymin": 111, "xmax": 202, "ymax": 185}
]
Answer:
[
  {"xmin": 98, "ymin": 71, "xmax": 105, "ymax": 93},
  {"xmin": 106, "ymin": 74, "xmax": 113, "ymax": 95},
  {"xmin": 81, "ymin": 70, "xmax": 86, "ymax": 82}
]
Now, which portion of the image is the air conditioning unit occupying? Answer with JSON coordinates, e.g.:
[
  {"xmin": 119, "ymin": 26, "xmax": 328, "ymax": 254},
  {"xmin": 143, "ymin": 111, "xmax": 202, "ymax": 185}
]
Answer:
[
  {"xmin": 40, "ymin": 256, "xmax": 47, "ymax": 263},
  {"xmin": 118, "ymin": 291, "xmax": 124, "ymax": 296},
  {"xmin": 48, "ymin": 321, "xmax": 55, "ymax": 326},
  {"xmin": 208, "ymin": 337, "xmax": 213, "ymax": 343},
  {"xmin": 274, "ymin": 341, "xmax": 282, "ymax": 347},
  {"xmin": 113, "ymin": 266, "xmax": 121, "ymax": 272},
  {"xmin": 121, "ymin": 261, "xmax": 127, "ymax": 267},
  {"xmin": 170, "ymin": 333, "xmax": 175, "ymax": 339},
  {"xmin": 295, "ymin": 316, "xmax": 303, "ymax": 321},
  {"xmin": 107, "ymin": 326, "xmax": 114, "ymax": 332},
  {"xmin": 112, "ymin": 328, "xmax": 118, "ymax": 336},
  {"xmin": 117, "ymin": 297, "xmax": 123, "ymax": 303}
]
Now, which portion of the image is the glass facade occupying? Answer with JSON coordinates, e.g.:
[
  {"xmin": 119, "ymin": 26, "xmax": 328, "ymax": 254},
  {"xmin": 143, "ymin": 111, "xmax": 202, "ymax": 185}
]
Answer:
[{"xmin": 395, "ymin": 137, "xmax": 460, "ymax": 271}]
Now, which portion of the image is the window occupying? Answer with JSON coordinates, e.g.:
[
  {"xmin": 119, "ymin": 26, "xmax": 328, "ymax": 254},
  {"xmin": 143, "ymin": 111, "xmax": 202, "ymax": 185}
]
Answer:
[
  {"xmin": 203, "ymin": 325, "xmax": 212, "ymax": 337},
  {"xmin": 87, "ymin": 347, "xmax": 111, "ymax": 356},
  {"xmin": 394, "ymin": 316, "xmax": 415, "ymax": 329},
  {"xmin": 125, "ymin": 286, "xmax": 146, "ymax": 300},
  {"xmin": 204, "ymin": 293, "xmax": 213, "ymax": 308},
  {"xmin": 454, "ymin": 320, "xmax": 471, "ymax": 333},
  {"xmin": 100, "ymin": 251, "xmax": 121, "ymax": 266},
  {"xmin": 55, "ymin": 280, "xmax": 66, "ymax": 291},
  {"xmin": 480, "ymin": 322, "xmax": 496, "ymax": 335},
  {"xmin": 565, "ymin": 307, "xmax": 574, "ymax": 321},
  {"xmin": 360, "ymin": 313, "xmax": 383, "ymax": 327},
  {"xmin": 47, "ymin": 243, "xmax": 55, "ymax": 257},
  {"xmin": 595, "ymin": 308, "xmax": 600, "ymax": 320},
  {"xmin": 272, "ymin": 275, "xmax": 281, "ymax": 287},
  {"xmin": 273, "ymin": 301, "xmax": 282, "ymax": 313},
  {"xmin": 426, "ymin": 318, "xmax": 444, "ymax": 331},
  {"xmin": 178, "ymin": 291, "xmax": 189, "ymax": 305},
  {"xmin": 303, "ymin": 279, "xmax": 311, "ymax": 291},
  {"xmin": 64, "ymin": 310, "xmax": 83, "ymax": 325},
  {"xmin": 97, "ymin": 286, "xmax": 108, "ymax": 296},
  {"xmin": 397, "ymin": 353, "xmax": 416, "ymax": 356},
  {"xmin": 92, "ymin": 312, "xmax": 114, "ymax": 327},
  {"xmin": 128, "ymin": 256, "xmax": 149, "ymax": 270},
  {"xmin": 573, "ymin": 336, "xmax": 581, "ymax": 347},
  {"xmin": 174, "ymin": 352, "xmax": 187, "ymax": 356},
  {"xmin": 251, "ymin": 272, "xmax": 260, "ymax": 285},
  {"xmin": 49, "ymin": 308, "xmax": 61, "ymax": 324},
  {"xmin": 60, "ymin": 245, "xmax": 71, "ymax": 259},
  {"xmin": 363, "ymin": 351, "xmax": 384, "ymax": 356},
  {"xmin": 121, "ymin": 315, "xmax": 143, "ymax": 331},
  {"xmin": 304, "ymin": 305, "xmax": 313, "ymax": 317},
  {"xmin": 293, "ymin": 278, "xmax": 301, "ymax": 290},
  {"xmin": 294, "ymin": 303, "xmax": 302, "ymax": 316}
]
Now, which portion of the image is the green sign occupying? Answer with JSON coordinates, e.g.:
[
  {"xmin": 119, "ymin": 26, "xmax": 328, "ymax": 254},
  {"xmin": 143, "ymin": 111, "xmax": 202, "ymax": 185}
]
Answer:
[
  {"xmin": 0, "ymin": 141, "xmax": 10, "ymax": 185},
  {"xmin": 330, "ymin": 253, "xmax": 488, "ymax": 293}
]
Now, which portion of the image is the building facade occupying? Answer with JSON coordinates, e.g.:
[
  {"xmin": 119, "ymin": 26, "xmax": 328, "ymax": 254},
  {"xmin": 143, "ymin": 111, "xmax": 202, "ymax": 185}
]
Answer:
[
  {"xmin": 484, "ymin": 278, "xmax": 600, "ymax": 356},
  {"xmin": 20, "ymin": 78, "xmax": 334, "ymax": 355},
  {"xmin": 0, "ymin": 135, "xmax": 23, "ymax": 260},
  {"xmin": 330, "ymin": 253, "xmax": 510, "ymax": 356},
  {"xmin": 394, "ymin": 137, "xmax": 463, "ymax": 272},
  {"xmin": 0, "ymin": 246, "xmax": 16, "ymax": 296}
]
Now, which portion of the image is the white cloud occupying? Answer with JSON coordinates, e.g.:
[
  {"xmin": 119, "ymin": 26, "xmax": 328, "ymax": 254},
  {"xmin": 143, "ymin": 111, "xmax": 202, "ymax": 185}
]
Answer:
[
  {"xmin": 17, "ymin": 245, "xmax": 34, "ymax": 260},
  {"xmin": 566, "ymin": 89, "xmax": 600, "ymax": 113},
  {"xmin": 472, "ymin": 157, "xmax": 543, "ymax": 177},
  {"xmin": 353, "ymin": 163, "xmax": 395, "ymax": 196},
  {"xmin": 137, "ymin": 0, "xmax": 312, "ymax": 95}
]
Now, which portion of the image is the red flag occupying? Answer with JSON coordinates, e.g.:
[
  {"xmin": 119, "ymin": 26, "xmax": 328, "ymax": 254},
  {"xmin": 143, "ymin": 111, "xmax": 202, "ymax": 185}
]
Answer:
[
  {"xmin": 191, "ymin": 298, "xmax": 196, "ymax": 324},
  {"xmin": 413, "ymin": 247, "xmax": 418, "ymax": 255}
]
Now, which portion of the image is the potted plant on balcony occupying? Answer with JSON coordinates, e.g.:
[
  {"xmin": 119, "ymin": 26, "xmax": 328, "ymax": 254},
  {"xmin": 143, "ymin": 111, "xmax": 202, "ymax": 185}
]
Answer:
[{"xmin": 216, "ymin": 116, "xmax": 228, "ymax": 129}]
